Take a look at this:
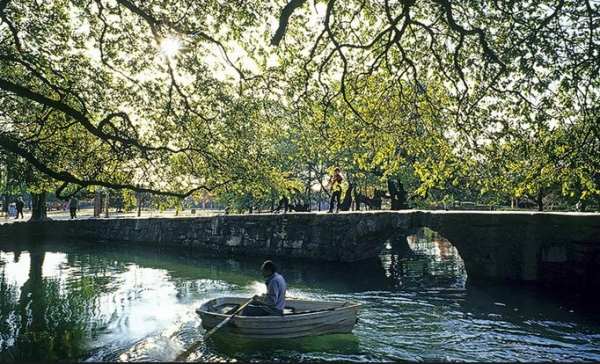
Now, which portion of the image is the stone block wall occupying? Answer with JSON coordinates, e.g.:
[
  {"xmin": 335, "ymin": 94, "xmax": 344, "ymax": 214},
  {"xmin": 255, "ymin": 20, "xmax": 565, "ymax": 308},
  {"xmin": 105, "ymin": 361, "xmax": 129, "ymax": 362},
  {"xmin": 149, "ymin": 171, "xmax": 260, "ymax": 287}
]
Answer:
[
  {"xmin": 1, "ymin": 211, "xmax": 599, "ymax": 292},
  {"xmin": 0, "ymin": 212, "xmax": 410, "ymax": 262}
]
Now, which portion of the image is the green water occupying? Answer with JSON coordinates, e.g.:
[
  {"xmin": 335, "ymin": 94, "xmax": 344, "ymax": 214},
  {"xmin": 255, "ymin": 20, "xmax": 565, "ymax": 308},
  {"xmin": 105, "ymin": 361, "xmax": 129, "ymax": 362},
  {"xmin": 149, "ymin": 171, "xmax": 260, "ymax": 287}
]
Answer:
[{"xmin": 1, "ymin": 230, "xmax": 600, "ymax": 362}]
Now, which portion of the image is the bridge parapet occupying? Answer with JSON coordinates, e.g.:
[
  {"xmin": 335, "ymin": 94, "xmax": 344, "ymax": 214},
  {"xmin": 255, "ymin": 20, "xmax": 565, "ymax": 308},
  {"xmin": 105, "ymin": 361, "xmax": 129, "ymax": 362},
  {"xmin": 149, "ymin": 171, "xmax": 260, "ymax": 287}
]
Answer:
[
  {"xmin": 1, "ymin": 211, "xmax": 599, "ymax": 290},
  {"xmin": 421, "ymin": 211, "xmax": 600, "ymax": 289}
]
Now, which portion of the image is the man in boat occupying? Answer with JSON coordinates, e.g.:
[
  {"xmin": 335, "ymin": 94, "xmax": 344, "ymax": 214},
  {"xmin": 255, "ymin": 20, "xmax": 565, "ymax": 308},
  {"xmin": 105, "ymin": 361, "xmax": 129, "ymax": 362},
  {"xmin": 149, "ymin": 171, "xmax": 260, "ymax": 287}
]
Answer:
[{"xmin": 243, "ymin": 260, "xmax": 287, "ymax": 316}]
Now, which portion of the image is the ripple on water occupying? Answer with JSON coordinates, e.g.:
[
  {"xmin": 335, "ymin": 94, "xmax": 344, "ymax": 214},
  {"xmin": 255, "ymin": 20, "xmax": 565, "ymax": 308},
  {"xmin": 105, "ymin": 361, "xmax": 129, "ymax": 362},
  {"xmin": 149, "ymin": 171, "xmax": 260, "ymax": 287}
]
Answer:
[{"xmin": 2, "ymin": 244, "xmax": 600, "ymax": 363}]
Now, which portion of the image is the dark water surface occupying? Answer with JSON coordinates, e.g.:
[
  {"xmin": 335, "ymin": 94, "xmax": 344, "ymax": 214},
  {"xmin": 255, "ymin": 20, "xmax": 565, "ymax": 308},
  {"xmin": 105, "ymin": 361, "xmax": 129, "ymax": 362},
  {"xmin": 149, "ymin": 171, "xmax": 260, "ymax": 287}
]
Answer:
[{"xmin": 1, "ymin": 229, "xmax": 600, "ymax": 362}]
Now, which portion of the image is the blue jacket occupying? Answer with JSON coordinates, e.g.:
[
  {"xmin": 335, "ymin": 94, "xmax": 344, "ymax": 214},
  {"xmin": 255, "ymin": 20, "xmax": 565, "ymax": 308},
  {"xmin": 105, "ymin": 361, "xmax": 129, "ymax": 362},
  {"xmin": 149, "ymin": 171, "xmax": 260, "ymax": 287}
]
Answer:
[{"xmin": 264, "ymin": 272, "xmax": 287, "ymax": 311}]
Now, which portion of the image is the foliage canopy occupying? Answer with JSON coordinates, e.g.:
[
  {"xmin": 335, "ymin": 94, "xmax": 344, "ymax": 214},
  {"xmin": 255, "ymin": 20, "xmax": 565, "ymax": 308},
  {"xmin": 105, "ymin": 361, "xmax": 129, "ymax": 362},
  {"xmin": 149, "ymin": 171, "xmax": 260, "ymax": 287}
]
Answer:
[{"xmin": 0, "ymin": 0, "xmax": 598, "ymax": 210}]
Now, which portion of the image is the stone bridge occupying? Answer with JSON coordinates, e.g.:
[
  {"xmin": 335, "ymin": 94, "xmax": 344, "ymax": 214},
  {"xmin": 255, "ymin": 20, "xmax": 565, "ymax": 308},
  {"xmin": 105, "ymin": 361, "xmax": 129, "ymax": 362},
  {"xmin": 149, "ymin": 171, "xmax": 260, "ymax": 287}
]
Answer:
[{"xmin": 1, "ymin": 210, "xmax": 599, "ymax": 290}]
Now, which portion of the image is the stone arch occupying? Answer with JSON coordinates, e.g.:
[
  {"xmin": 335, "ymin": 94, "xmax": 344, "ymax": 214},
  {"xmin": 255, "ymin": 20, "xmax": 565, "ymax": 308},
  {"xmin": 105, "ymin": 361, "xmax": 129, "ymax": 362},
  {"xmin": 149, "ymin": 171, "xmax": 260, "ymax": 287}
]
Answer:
[
  {"xmin": 347, "ymin": 210, "xmax": 600, "ymax": 290},
  {"xmin": 412, "ymin": 211, "xmax": 534, "ymax": 283}
]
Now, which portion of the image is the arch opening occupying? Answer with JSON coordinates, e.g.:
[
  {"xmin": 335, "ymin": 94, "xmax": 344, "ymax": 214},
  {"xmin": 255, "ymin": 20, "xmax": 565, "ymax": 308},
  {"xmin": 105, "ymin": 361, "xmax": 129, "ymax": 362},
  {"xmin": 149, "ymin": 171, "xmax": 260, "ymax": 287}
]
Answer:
[{"xmin": 380, "ymin": 227, "xmax": 467, "ymax": 290}]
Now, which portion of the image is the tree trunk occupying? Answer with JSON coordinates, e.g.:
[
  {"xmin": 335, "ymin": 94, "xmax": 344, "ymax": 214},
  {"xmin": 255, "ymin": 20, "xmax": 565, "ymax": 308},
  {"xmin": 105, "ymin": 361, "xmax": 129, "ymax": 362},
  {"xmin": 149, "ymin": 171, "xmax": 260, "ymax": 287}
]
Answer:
[
  {"xmin": 354, "ymin": 189, "xmax": 362, "ymax": 211},
  {"xmin": 104, "ymin": 191, "xmax": 110, "ymax": 217},
  {"xmin": 94, "ymin": 191, "xmax": 101, "ymax": 217},
  {"xmin": 175, "ymin": 200, "xmax": 181, "ymax": 216},
  {"xmin": 339, "ymin": 183, "xmax": 354, "ymax": 211},
  {"xmin": 137, "ymin": 195, "xmax": 142, "ymax": 217},
  {"xmin": 536, "ymin": 190, "xmax": 544, "ymax": 211},
  {"xmin": 2, "ymin": 194, "xmax": 8, "ymax": 218},
  {"xmin": 307, "ymin": 168, "xmax": 312, "ymax": 211},
  {"xmin": 372, "ymin": 189, "xmax": 383, "ymax": 210},
  {"xmin": 29, "ymin": 192, "xmax": 48, "ymax": 221},
  {"xmin": 388, "ymin": 178, "xmax": 408, "ymax": 210},
  {"xmin": 317, "ymin": 191, "xmax": 321, "ymax": 211},
  {"xmin": 579, "ymin": 199, "xmax": 587, "ymax": 212}
]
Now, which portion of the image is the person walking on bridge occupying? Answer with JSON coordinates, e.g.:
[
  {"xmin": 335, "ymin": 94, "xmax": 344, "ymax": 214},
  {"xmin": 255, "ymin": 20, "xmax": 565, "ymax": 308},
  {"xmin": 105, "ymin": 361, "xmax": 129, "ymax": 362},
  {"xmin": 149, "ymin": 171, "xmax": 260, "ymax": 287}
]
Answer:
[
  {"xmin": 69, "ymin": 196, "xmax": 79, "ymax": 219},
  {"xmin": 15, "ymin": 197, "xmax": 24, "ymax": 219},
  {"xmin": 328, "ymin": 167, "xmax": 343, "ymax": 213}
]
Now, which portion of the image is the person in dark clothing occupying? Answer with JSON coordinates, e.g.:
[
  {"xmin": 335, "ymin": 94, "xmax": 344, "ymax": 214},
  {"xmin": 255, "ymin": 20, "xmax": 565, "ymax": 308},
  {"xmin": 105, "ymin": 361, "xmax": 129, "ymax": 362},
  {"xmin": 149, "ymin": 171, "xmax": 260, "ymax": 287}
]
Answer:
[
  {"xmin": 328, "ymin": 168, "xmax": 343, "ymax": 213},
  {"xmin": 69, "ymin": 197, "xmax": 79, "ymax": 219},
  {"xmin": 242, "ymin": 260, "xmax": 287, "ymax": 316},
  {"xmin": 15, "ymin": 197, "xmax": 24, "ymax": 219},
  {"xmin": 274, "ymin": 190, "xmax": 290, "ymax": 214}
]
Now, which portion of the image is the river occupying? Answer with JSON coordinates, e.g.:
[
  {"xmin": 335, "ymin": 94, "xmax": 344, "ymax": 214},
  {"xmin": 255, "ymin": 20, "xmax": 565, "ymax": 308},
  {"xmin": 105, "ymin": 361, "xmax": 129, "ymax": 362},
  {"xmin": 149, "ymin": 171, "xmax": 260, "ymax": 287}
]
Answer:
[{"xmin": 1, "ymin": 228, "xmax": 599, "ymax": 362}]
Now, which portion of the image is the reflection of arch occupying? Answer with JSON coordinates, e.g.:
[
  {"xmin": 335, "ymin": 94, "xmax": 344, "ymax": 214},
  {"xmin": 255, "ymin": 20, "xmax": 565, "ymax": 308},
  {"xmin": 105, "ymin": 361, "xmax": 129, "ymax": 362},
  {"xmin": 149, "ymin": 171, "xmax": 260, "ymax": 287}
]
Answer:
[
  {"xmin": 384, "ymin": 227, "xmax": 466, "ymax": 288},
  {"xmin": 404, "ymin": 228, "xmax": 457, "ymax": 255},
  {"xmin": 433, "ymin": 239, "xmax": 453, "ymax": 260}
]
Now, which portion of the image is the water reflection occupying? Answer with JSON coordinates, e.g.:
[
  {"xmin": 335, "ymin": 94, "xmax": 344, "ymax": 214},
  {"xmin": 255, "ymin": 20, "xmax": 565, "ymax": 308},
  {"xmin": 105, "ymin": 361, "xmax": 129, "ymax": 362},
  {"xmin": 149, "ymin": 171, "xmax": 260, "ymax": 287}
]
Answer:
[
  {"xmin": 382, "ymin": 228, "xmax": 467, "ymax": 290},
  {"xmin": 0, "ymin": 248, "xmax": 117, "ymax": 361},
  {"xmin": 0, "ymin": 234, "xmax": 599, "ymax": 362}
]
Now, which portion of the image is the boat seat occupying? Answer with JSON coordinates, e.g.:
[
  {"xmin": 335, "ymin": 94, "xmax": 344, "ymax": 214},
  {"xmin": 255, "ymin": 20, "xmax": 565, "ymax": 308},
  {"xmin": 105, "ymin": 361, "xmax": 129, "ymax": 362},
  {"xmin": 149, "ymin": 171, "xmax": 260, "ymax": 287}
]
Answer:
[
  {"xmin": 216, "ymin": 303, "xmax": 240, "ymax": 314},
  {"xmin": 217, "ymin": 303, "xmax": 296, "ymax": 315}
]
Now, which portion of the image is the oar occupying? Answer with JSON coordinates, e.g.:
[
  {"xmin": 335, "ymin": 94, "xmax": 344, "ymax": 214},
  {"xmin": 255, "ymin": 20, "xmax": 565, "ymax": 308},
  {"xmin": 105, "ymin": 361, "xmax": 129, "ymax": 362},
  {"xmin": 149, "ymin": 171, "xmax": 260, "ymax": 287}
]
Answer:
[{"xmin": 175, "ymin": 298, "xmax": 254, "ymax": 362}]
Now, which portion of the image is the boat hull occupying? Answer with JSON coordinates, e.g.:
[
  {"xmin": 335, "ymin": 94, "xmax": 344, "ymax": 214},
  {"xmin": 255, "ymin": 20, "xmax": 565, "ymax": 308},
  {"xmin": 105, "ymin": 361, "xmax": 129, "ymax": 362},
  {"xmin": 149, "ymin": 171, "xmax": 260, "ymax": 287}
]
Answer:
[{"xmin": 197, "ymin": 297, "xmax": 361, "ymax": 339}]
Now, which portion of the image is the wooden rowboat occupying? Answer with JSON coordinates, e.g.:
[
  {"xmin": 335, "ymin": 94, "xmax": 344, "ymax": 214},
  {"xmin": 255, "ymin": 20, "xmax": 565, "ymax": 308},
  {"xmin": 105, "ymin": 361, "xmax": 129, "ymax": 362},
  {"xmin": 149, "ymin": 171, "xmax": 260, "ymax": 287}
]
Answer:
[{"xmin": 196, "ymin": 297, "xmax": 361, "ymax": 339}]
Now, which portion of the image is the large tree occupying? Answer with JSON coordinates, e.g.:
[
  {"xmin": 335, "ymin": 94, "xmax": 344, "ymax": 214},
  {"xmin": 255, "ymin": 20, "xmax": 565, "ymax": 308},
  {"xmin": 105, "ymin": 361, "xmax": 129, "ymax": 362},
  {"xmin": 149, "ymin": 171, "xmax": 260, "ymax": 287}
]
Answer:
[{"xmin": 0, "ymin": 0, "xmax": 597, "ymax": 211}]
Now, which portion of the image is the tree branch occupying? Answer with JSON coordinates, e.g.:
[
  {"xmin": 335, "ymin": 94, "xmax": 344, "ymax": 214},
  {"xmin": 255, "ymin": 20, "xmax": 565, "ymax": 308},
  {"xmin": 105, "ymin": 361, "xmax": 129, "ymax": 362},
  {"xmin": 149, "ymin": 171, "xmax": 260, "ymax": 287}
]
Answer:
[
  {"xmin": 0, "ymin": 133, "xmax": 231, "ymax": 198},
  {"xmin": 271, "ymin": 0, "xmax": 307, "ymax": 46}
]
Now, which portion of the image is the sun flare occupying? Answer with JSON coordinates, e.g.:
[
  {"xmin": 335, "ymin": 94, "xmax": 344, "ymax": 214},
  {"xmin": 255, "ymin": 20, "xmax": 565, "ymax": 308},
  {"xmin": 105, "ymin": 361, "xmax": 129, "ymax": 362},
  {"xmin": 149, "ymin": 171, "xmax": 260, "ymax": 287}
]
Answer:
[{"xmin": 160, "ymin": 37, "xmax": 181, "ymax": 58}]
